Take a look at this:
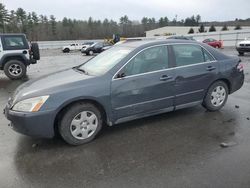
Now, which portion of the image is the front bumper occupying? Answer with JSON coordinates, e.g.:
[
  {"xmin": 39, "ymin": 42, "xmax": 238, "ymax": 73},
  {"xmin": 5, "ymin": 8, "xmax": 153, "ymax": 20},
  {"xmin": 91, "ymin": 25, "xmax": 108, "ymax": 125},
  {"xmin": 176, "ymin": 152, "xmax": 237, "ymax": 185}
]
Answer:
[
  {"xmin": 4, "ymin": 106, "xmax": 56, "ymax": 138},
  {"xmin": 236, "ymin": 47, "xmax": 250, "ymax": 52}
]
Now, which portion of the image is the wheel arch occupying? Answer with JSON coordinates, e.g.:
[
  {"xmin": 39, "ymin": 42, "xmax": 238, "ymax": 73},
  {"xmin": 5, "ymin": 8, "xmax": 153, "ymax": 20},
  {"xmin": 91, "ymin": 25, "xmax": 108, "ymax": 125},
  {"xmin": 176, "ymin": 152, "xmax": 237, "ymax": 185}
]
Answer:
[
  {"xmin": 206, "ymin": 78, "xmax": 232, "ymax": 96},
  {"xmin": 53, "ymin": 98, "xmax": 109, "ymax": 136},
  {"xmin": 0, "ymin": 54, "xmax": 28, "ymax": 68}
]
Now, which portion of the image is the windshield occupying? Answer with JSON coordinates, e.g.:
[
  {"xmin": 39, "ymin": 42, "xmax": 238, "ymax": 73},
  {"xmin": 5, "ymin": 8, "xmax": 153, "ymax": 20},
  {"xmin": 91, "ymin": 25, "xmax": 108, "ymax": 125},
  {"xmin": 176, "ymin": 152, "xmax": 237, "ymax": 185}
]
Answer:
[{"xmin": 78, "ymin": 47, "xmax": 133, "ymax": 76}]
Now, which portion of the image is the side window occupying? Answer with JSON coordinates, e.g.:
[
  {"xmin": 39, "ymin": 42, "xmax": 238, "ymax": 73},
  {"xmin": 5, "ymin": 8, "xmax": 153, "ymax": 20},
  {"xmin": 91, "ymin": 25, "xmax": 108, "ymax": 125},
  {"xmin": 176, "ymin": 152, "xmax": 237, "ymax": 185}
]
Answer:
[
  {"xmin": 71, "ymin": 44, "xmax": 75, "ymax": 46},
  {"xmin": 95, "ymin": 43, "xmax": 103, "ymax": 48},
  {"xmin": 203, "ymin": 49, "xmax": 215, "ymax": 62},
  {"xmin": 123, "ymin": 46, "xmax": 168, "ymax": 76},
  {"xmin": 3, "ymin": 36, "xmax": 25, "ymax": 48},
  {"xmin": 1, "ymin": 36, "xmax": 29, "ymax": 50},
  {"xmin": 173, "ymin": 44, "xmax": 204, "ymax": 67}
]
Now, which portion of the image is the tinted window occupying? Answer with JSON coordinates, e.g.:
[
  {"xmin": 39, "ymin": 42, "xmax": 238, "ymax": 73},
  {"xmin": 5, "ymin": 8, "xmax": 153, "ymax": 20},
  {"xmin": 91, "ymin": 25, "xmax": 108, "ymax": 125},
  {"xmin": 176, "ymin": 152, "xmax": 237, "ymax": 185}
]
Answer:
[
  {"xmin": 95, "ymin": 43, "xmax": 103, "ymax": 48},
  {"xmin": 123, "ymin": 46, "xmax": 168, "ymax": 76},
  {"xmin": 2, "ymin": 36, "xmax": 27, "ymax": 49},
  {"xmin": 173, "ymin": 44, "xmax": 204, "ymax": 67}
]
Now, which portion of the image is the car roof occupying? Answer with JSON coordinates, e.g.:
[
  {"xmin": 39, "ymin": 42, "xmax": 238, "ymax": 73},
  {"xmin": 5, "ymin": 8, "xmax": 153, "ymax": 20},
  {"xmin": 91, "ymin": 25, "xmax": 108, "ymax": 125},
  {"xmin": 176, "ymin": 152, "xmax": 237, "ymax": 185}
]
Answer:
[{"xmin": 119, "ymin": 39, "xmax": 199, "ymax": 48}]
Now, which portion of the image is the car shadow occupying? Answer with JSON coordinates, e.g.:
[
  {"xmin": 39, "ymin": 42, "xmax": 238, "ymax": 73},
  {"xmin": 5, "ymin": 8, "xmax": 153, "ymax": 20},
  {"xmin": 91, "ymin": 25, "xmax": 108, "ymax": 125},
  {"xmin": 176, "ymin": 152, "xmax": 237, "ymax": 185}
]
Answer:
[{"xmin": 13, "ymin": 106, "xmax": 239, "ymax": 187}]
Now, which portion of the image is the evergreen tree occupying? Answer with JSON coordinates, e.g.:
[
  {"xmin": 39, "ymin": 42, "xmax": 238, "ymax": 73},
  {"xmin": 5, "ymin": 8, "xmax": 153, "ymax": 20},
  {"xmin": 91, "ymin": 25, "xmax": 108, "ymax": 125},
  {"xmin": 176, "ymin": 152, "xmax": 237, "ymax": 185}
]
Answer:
[
  {"xmin": 0, "ymin": 3, "xmax": 9, "ymax": 32},
  {"xmin": 209, "ymin": 25, "xmax": 216, "ymax": 32},
  {"xmin": 188, "ymin": 28, "xmax": 194, "ymax": 34},
  {"xmin": 199, "ymin": 24, "xmax": 205, "ymax": 33}
]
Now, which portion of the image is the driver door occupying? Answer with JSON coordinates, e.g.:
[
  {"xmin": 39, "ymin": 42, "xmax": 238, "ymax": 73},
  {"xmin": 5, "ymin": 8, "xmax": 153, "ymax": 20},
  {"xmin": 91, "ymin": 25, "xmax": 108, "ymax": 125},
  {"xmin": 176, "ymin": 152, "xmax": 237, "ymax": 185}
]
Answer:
[{"xmin": 111, "ymin": 45, "xmax": 176, "ymax": 121}]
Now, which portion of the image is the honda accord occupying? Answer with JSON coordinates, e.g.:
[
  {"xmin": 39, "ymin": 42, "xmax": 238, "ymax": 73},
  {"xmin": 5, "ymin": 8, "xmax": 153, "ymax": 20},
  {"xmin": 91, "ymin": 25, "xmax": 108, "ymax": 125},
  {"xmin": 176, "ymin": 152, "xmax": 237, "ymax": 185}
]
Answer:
[{"xmin": 4, "ymin": 40, "xmax": 244, "ymax": 145}]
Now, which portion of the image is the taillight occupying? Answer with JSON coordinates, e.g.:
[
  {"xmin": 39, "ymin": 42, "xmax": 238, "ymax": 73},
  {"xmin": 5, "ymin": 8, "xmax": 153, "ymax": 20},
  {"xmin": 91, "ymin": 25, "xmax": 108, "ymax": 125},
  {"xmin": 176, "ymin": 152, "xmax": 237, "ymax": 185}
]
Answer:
[{"xmin": 237, "ymin": 63, "xmax": 244, "ymax": 72}]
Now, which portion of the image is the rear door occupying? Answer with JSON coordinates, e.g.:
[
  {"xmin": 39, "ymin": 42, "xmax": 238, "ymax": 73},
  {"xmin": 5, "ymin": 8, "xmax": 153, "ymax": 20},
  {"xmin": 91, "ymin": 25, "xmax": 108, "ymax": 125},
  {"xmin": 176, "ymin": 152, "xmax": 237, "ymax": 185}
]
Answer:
[
  {"xmin": 171, "ymin": 44, "xmax": 218, "ymax": 109},
  {"xmin": 111, "ymin": 45, "xmax": 176, "ymax": 121}
]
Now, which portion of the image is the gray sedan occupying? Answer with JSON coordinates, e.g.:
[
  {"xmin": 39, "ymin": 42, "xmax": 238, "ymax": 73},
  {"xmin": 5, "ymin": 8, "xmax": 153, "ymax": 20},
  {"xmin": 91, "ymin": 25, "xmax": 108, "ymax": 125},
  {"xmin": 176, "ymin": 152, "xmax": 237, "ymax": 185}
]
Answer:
[{"xmin": 4, "ymin": 40, "xmax": 244, "ymax": 145}]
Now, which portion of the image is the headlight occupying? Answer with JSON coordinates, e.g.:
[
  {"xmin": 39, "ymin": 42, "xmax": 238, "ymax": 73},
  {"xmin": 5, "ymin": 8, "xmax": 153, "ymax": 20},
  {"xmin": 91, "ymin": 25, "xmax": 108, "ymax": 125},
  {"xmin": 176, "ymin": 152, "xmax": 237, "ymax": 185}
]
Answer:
[{"xmin": 12, "ymin": 96, "xmax": 49, "ymax": 112}]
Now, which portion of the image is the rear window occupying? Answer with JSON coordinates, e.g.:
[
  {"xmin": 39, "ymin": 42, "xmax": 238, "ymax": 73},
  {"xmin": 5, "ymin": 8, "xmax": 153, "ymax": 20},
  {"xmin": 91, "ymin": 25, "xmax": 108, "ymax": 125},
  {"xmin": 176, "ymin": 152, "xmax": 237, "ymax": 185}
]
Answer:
[
  {"xmin": 1, "ymin": 35, "xmax": 29, "ymax": 50},
  {"xmin": 172, "ymin": 44, "xmax": 214, "ymax": 67}
]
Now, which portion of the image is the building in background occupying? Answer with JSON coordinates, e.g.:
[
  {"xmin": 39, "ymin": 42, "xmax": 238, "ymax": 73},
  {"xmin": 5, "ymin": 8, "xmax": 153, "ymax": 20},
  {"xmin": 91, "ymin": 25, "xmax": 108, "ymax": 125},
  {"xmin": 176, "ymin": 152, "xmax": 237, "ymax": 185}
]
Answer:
[{"xmin": 146, "ymin": 26, "xmax": 250, "ymax": 37}]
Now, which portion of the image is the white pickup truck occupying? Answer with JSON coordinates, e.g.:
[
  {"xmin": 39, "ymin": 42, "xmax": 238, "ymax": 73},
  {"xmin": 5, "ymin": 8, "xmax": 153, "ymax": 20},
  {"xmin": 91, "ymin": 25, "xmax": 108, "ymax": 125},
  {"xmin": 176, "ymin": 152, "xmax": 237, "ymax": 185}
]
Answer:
[{"xmin": 62, "ymin": 42, "xmax": 94, "ymax": 53}]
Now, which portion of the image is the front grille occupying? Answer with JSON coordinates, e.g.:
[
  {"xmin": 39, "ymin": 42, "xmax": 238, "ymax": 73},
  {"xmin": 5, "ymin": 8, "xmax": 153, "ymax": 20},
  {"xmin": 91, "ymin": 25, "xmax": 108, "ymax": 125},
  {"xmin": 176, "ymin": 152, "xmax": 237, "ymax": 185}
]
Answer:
[{"xmin": 240, "ymin": 44, "xmax": 245, "ymax": 46}]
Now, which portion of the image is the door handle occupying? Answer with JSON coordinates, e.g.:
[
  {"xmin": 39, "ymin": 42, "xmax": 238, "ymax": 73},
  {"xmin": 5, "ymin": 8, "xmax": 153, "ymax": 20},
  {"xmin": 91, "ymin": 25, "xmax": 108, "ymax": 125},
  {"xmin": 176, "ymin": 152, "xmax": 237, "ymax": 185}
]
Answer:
[
  {"xmin": 206, "ymin": 66, "xmax": 216, "ymax": 71},
  {"xmin": 160, "ymin": 75, "xmax": 172, "ymax": 81}
]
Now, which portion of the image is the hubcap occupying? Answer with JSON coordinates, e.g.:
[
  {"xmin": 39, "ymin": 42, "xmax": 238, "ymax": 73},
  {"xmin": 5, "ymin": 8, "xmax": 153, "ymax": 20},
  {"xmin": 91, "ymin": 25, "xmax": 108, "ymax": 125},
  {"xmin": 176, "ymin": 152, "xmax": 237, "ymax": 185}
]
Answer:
[
  {"xmin": 89, "ymin": 51, "xmax": 93, "ymax": 55},
  {"xmin": 8, "ymin": 64, "xmax": 22, "ymax": 76},
  {"xmin": 70, "ymin": 111, "xmax": 98, "ymax": 140},
  {"xmin": 211, "ymin": 86, "xmax": 226, "ymax": 107}
]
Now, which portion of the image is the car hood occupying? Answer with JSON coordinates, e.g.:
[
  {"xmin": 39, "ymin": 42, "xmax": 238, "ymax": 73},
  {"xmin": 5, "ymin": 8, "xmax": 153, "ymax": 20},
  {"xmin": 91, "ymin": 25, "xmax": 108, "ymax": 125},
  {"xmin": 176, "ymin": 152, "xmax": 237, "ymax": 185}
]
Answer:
[
  {"xmin": 12, "ymin": 68, "xmax": 94, "ymax": 103},
  {"xmin": 239, "ymin": 40, "xmax": 250, "ymax": 44}
]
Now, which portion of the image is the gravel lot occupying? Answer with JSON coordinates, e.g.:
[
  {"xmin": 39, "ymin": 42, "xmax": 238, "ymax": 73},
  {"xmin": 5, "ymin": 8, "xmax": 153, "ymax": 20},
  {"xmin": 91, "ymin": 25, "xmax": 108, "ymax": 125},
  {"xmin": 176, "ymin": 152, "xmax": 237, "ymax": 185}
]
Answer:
[{"xmin": 0, "ymin": 47, "xmax": 250, "ymax": 188}]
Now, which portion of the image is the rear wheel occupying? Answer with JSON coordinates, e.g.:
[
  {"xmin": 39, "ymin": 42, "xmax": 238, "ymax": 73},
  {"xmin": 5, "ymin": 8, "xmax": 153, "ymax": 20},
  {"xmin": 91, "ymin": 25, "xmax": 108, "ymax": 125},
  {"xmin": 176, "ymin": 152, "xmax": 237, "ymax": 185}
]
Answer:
[
  {"xmin": 59, "ymin": 103, "xmax": 103, "ymax": 145},
  {"xmin": 63, "ymin": 48, "xmax": 70, "ymax": 53},
  {"xmin": 4, "ymin": 60, "xmax": 26, "ymax": 80},
  {"xmin": 202, "ymin": 81, "xmax": 228, "ymax": 111},
  {"xmin": 89, "ymin": 50, "xmax": 94, "ymax": 55}
]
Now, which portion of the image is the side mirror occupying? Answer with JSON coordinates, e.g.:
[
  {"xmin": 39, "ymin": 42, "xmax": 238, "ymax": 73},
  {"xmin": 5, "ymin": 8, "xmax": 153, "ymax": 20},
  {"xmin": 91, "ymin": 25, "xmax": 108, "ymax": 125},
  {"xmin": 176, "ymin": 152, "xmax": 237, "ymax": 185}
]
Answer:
[{"xmin": 116, "ymin": 72, "xmax": 126, "ymax": 79}]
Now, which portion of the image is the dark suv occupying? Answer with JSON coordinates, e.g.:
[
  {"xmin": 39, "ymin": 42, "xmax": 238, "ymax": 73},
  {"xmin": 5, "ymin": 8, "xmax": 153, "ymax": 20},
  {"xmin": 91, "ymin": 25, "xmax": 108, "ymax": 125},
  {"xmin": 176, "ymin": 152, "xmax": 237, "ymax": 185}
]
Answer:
[
  {"xmin": 4, "ymin": 40, "xmax": 244, "ymax": 145},
  {"xmin": 0, "ymin": 34, "xmax": 40, "ymax": 80}
]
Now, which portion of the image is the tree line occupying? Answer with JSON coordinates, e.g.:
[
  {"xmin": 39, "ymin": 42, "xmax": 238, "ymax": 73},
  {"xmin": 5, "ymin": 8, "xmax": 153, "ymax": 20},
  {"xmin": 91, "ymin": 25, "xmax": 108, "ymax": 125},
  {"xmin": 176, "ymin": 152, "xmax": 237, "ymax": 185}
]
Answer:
[{"xmin": 0, "ymin": 3, "xmax": 246, "ymax": 41}]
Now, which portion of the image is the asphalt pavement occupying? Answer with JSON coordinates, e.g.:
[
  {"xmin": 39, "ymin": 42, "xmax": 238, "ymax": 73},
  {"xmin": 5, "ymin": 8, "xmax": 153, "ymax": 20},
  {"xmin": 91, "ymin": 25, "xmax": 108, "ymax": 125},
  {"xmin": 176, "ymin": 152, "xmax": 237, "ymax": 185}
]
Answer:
[{"xmin": 0, "ymin": 48, "xmax": 250, "ymax": 188}]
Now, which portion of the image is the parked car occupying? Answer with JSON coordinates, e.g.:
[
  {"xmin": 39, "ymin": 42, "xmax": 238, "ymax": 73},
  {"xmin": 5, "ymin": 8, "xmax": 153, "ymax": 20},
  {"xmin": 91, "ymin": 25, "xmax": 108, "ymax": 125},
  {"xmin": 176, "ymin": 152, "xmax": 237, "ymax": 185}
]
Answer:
[
  {"xmin": 81, "ymin": 41, "xmax": 94, "ymax": 49},
  {"xmin": 167, "ymin": 36, "xmax": 195, "ymax": 40},
  {"xmin": 4, "ymin": 40, "xmax": 244, "ymax": 145},
  {"xmin": 62, "ymin": 43, "xmax": 87, "ymax": 53},
  {"xmin": 236, "ymin": 38, "xmax": 250, "ymax": 56},
  {"xmin": 81, "ymin": 42, "xmax": 112, "ymax": 55},
  {"xmin": 203, "ymin": 38, "xmax": 223, "ymax": 48},
  {"xmin": 0, "ymin": 33, "xmax": 40, "ymax": 80}
]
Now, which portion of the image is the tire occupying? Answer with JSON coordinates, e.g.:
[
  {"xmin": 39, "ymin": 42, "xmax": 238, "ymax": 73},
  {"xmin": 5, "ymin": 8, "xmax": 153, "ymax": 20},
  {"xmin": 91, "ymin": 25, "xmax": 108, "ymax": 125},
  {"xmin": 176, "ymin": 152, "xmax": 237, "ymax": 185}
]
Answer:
[
  {"xmin": 89, "ymin": 50, "xmax": 94, "ymax": 55},
  {"xmin": 202, "ymin": 81, "xmax": 228, "ymax": 111},
  {"xmin": 4, "ymin": 60, "xmax": 27, "ymax": 80},
  {"xmin": 63, "ymin": 48, "xmax": 70, "ymax": 53},
  {"xmin": 59, "ymin": 103, "xmax": 103, "ymax": 145},
  {"xmin": 238, "ymin": 51, "xmax": 244, "ymax": 56},
  {"xmin": 31, "ymin": 43, "xmax": 40, "ymax": 60}
]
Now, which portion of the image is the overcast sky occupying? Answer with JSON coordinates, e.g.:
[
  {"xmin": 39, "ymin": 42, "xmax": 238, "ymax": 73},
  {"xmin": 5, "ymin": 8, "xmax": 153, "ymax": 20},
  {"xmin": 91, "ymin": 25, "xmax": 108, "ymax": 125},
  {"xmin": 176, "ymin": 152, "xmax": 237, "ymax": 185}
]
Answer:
[{"xmin": 2, "ymin": 0, "xmax": 250, "ymax": 22}]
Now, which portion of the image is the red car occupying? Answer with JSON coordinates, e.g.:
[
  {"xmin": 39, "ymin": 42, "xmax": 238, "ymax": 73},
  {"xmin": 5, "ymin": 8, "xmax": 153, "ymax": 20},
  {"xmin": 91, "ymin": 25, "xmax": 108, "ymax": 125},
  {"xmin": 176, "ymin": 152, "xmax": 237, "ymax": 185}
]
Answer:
[{"xmin": 203, "ymin": 38, "xmax": 223, "ymax": 48}]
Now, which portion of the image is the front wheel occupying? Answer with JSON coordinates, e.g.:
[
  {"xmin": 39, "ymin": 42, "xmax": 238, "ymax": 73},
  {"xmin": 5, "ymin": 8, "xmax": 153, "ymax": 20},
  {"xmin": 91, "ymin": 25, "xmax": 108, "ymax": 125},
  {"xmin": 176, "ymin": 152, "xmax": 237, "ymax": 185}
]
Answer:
[
  {"xmin": 59, "ymin": 103, "xmax": 103, "ymax": 145},
  {"xmin": 202, "ymin": 81, "xmax": 228, "ymax": 111},
  {"xmin": 4, "ymin": 60, "xmax": 27, "ymax": 80},
  {"xmin": 238, "ymin": 51, "xmax": 244, "ymax": 56}
]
